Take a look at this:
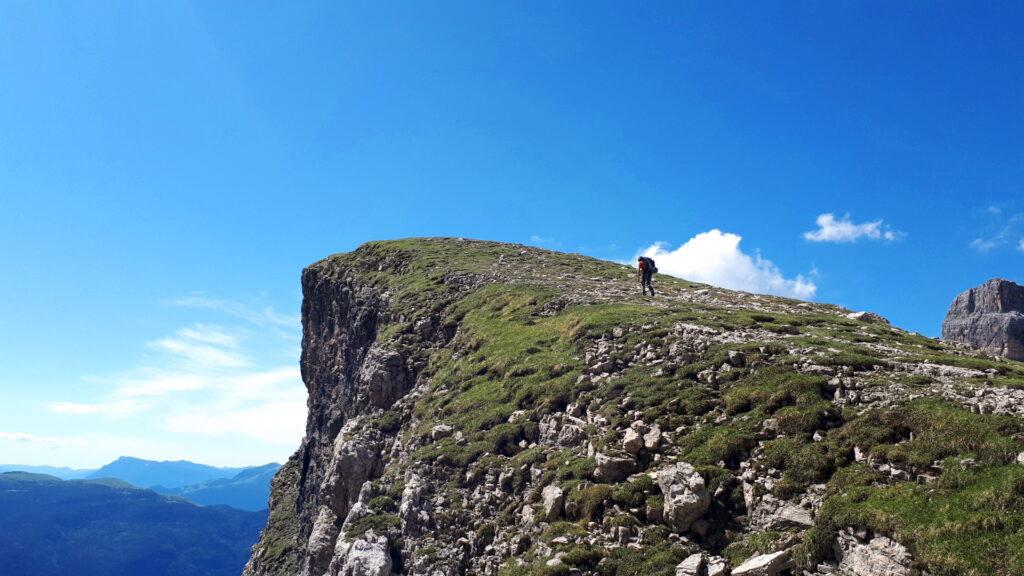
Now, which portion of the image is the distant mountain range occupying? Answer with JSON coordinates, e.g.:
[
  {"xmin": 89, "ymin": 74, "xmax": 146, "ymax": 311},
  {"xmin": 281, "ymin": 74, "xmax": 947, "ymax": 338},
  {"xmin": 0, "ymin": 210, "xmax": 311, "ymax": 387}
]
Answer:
[
  {"xmin": 87, "ymin": 456, "xmax": 250, "ymax": 489},
  {"xmin": 0, "ymin": 456, "xmax": 280, "ymax": 511},
  {"xmin": 0, "ymin": 472, "xmax": 266, "ymax": 576},
  {"xmin": 153, "ymin": 463, "xmax": 280, "ymax": 511},
  {"xmin": 0, "ymin": 464, "xmax": 94, "ymax": 479}
]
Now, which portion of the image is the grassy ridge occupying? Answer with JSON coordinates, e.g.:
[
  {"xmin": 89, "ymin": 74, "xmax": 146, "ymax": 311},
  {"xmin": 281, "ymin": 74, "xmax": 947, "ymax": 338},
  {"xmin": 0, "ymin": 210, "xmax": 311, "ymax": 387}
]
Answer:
[{"xmin": 311, "ymin": 239, "xmax": 1024, "ymax": 576}]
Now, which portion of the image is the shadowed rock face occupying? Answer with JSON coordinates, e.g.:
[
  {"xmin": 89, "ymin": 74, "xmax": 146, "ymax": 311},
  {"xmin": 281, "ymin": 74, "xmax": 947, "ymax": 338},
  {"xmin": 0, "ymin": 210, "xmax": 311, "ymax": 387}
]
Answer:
[{"xmin": 942, "ymin": 278, "xmax": 1024, "ymax": 361}]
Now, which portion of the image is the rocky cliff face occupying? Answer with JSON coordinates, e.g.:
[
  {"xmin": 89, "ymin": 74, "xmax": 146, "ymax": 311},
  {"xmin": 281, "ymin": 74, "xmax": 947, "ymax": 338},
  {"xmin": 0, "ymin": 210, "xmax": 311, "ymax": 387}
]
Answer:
[
  {"xmin": 942, "ymin": 278, "xmax": 1024, "ymax": 361},
  {"xmin": 246, "ymin": 239, "xmax": 1024, "ymax": 576}
]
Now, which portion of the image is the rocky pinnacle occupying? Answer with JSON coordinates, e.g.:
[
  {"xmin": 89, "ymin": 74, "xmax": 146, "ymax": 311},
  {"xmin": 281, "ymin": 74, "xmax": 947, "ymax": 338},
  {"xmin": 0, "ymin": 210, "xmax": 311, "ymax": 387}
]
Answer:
[{"xmin": 942, "ymin": 278, "xmax": 1024, "ymax": 361}]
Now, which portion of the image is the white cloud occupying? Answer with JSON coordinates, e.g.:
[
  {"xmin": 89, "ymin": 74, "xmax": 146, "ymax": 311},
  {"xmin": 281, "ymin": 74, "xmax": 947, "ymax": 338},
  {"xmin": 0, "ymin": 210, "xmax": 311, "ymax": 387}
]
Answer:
[
  {"xmin": 170, "ymin": 296, "xmax": 299, "ymax": 328},
  {"xmin": 148, "ymin": 325, "xmax": 250, "ymax": 369},
  {"xmin": 48, "ymin": 298, "xmax": 307, "ymax": 453},
  {"xmin": 48, "ymin": 399, "xmax": 147, "ymax": 417},
  {"xmin": 968, "ymin": 206, "xmax": 1024, "ymax": 253},
  {"xmin": 164, "ymin": 399, "xmax": 307, "ymax": 445},
  {"xmin": 970, "ymin": 237, "xmax": 1000, "ymax": 253},
  {"xmin": 639, "ymin": 230, "xmax": 816, "ymax": 300},
  {"xmin": 0, "ymin": 431, "xmax": 91, "ymax": 447},
  {"xmin": 803, "ymin": 213, "xmax": 901, "ymax": 243},
  {"xmin": 112, "ymin": 373, "xmax": 207, "ymax": 397}
]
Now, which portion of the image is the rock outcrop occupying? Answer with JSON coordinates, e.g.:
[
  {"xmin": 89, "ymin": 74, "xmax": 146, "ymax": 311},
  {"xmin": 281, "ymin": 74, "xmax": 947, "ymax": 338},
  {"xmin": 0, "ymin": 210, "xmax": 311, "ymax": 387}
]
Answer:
[
  {"xmin": 942, "ymin": 278, "xmax": 1024, "ymax": 360},
  {"xmin": 833, "ymin": 528, "xmax": 911, "ymax": 576},
  {"xmin": 244, "ymin": 239, "xmax": 1024, "ymax": 576},
  {"xmin": 655, "ymin": 462, "xmax": 710, "ymax": 533}
]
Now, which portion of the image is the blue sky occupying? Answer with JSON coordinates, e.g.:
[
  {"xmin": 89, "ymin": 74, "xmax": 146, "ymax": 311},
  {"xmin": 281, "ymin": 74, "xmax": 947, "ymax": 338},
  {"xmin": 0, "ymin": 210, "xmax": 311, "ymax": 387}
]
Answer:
[{"xmin": 2, "ymin": 2, "xmax": 1023, "ymax": 468}]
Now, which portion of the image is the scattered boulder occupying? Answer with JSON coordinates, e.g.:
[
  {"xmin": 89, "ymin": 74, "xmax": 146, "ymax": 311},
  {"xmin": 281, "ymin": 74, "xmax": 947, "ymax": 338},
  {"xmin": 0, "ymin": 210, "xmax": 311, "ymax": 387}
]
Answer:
[
  {"xmin": 706, "ymin": 556, "xmax": 728, "ymax": 576},
  {"xmin": 942, "ymin": 278, "xmax": 1024, "ymax": 360},
  {"xmin": 846, "ymin": 311, "xmax": 889, "ymax": 324},
  {"xmin": 430, "ymin": 424, "xmax": 454, "ymax": 441},
  {"xmin": 749, "ymin": 494, "xmax": 814, "ymax": 530},
  {"xmin": 834, "ymin": 529, "xmax": 911, "ymax": 576},
  {"xmin": 643, "ymin": 426, "xmax": 662, "ymax": 450},
  {"xmin": 541, "ymin": 485, "xmax": 565, "ymax": 521},
  {"xmin": 655, "ymin": 462, "xmax": 710, "ymax": 532},
  {"xmin": 622, "ymin": 429, "xmax": 644, "ymax": 454},
  {"xmin": 594, "ymin": 452, "xmax": 635, "ymax": 483},
  {"xmin": 675, "ymin": 553, "xmax": 704, "ymax": 576},
  {"xmin": 731, "ymin": 549, "xmax": 791, "ymax": 576}
]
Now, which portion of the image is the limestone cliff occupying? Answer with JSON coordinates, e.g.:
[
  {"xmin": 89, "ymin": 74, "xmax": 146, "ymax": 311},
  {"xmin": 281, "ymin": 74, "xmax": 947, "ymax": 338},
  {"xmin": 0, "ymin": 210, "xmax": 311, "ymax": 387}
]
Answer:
[
  {"xmin": 942, "ymin": 278, "xmax": 1024, "ymax": 361},
  {"xmin": 246, "ymin": 239, "xmax": 1024, "ymax": 576}
]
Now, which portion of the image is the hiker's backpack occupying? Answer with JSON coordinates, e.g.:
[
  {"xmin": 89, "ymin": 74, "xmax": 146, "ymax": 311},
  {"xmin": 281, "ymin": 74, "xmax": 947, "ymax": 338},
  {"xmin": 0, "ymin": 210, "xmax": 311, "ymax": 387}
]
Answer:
[{"xmin": 641, "ymin": 257, "xmax": 658, "ymax": 274}]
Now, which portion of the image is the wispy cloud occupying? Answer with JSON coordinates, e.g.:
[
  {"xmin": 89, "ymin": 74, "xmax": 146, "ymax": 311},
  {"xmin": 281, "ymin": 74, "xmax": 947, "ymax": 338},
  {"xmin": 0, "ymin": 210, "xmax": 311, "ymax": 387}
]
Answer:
[
  {"xmin": 48, "ymin": 399, "xmax": 147, "ymax": 417},
  {"xmin": 969, "ymin": 206, "xmax": 1024, "ymax": 253},
  {"xmin": 164, "ymin": 399, "xmax": 306, "ymax": 444},
  {"xmin": 638, "ymin": 230, "xmax": 817, "ymax": 300},
  {"xmin": 1019, "ymin": 238, "xmax": 1024, "ymax": 253},
  {"xmin": 170, "ymin": 295, "xmax": 299, "ymax": 328},
  {"xmin": 803, "ymin": 213, "xmax": 901, "ymax": 243},
  {"xmin": 970, "ymin": 237, "xmax": 1000, "ymax": 253},
  {"xmin": 0, "ymin": 431, "xmax": 90, "ymax": 447},
  {"xmin": 529, "ymin": 235, "xmax": 562, "ymax": 248},
  {"xmin": 148, "ymin": 325, "xmax": 250, "ymax": 369},
  {"xmin": 50, "ymin": 296, "xmax": 306, "ymax": 448}
]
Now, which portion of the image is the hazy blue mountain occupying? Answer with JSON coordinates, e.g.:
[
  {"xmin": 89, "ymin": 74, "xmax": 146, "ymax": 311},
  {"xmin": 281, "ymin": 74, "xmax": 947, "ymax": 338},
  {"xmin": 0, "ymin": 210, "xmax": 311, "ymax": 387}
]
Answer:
[
  {"xmin": 0, "ymin": 472, "xmax": 266, "ymax": 576},
  {"xmin": 86, "ymin": 456, "xmax": 246, "ymax": 489},
  {"xmin": 155, "ymin": 463, "xmax": 280, "ymax": 511},
  {"xmin": 0, "ymin": 464, "xmax": 95, "ymax": 479}
]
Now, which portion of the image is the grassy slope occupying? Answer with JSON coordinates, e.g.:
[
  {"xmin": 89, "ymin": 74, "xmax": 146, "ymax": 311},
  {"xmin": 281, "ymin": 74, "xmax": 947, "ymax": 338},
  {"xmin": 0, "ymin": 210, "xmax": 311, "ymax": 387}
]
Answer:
[{"xmin": 316, "ymin": 239, "xmax": 1024, "ymax": 576}]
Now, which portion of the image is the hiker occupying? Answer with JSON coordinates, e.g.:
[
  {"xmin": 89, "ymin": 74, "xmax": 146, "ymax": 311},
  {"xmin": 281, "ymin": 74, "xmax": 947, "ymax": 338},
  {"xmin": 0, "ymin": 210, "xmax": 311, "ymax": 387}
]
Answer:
[{"xmin": 637, "ymin": 256, "xmax": 657, "ymax": 296}]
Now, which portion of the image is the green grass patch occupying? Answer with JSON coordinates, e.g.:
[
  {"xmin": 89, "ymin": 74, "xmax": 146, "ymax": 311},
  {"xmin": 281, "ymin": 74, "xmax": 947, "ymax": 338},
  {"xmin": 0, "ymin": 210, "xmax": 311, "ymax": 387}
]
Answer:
[{"xmin": 819, "ymin": 465, "xmax": 1024, "ymax": 576}]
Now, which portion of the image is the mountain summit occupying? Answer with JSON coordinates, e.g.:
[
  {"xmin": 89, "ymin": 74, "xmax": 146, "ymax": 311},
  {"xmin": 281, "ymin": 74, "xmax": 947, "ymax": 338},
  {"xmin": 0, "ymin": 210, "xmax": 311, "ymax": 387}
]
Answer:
[
  {"xmin": 88, "ymin": 456, "xmax": 248, "ymax": 489},
  {"xmin": 245, "ymin": 238, "xmax": 1024, "ymax": 576},
  {"xmin": 942, "ymin": 278, "xmax": 1024, "ymax": 361}
]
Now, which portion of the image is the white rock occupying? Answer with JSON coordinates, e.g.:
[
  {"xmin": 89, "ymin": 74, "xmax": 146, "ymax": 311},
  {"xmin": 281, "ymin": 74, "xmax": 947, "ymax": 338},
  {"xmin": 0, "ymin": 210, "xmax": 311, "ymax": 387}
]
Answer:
[
  {"xmin": 430, "ymin": 424, "xmax": 454, "ymax": 441},
  {"xmin": 643, "ymin": 426, "xmax": 663, "ymax": 450},
  {"xmin": 834, "ymin": 531, "xmax": 911, "ymax": 576},
  {"xmin": 728, "ymin": 350, "xmax": 747, "ymax": 367},
  {"xmin": 675, "ymin": 553, "xmax": 704, "ymax": 576},
  {"xmin": 307, "ymin": 505, "xmax": 340, "ymax": 573},
  {"xmin": 846, "ymin": 311, "xmax": 889, "ymax": 324},
  {"xmin": 655, "ymin": 462, "xmax": 710, "ymax": 532},
  {"xmin": 594, "ymin": 452, "xmax": 635, "ymax": 483},
  {"xmin": 541, "ymin": 485, "xmax": 565, "ymax": 521},
  {"xmin": 750, "ymin": 494, "xmax": 814, "ymax": 530},
  {"xmin": 339, "ymin": 531, "xmax": 392, "ymax": 576},
  {"xmin": 520, "ymin": 504, "xmax": 537, "ymax": 528},
  {"xmin": 400, "ymin": 474, "xmax": 427, "ymax": 536},
  {"xmin": 623, "ymin": 428, "xmax": 644, "ymax": 454},
  {"xmin": 706, "ymin": 556, "xmax": 728, "ymax": 576},
  {"xmin": 731, "ymin": 549, "xmax": 791, "ymax": 576}
]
